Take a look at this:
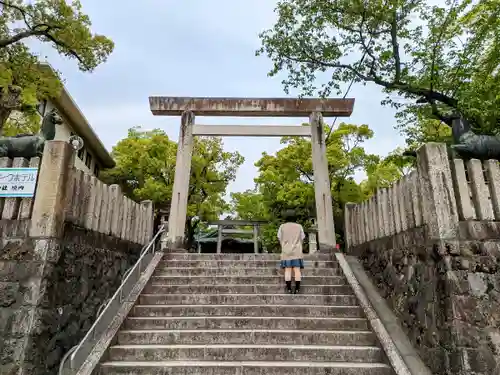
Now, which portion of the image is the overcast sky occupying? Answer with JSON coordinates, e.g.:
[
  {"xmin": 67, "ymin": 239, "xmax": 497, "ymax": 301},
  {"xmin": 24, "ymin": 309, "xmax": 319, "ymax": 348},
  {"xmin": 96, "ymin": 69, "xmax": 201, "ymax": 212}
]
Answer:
[{"xmin": 29, "ymin": 0, "xmax": 405, "ymax": 194}]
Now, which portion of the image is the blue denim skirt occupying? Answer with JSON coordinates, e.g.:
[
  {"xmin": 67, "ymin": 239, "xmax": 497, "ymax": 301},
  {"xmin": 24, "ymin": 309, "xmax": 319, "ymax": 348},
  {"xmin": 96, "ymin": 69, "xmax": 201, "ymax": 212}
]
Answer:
[{"xmin": 280, "ymin": 259, "xmax": 304, "ymax": 269}]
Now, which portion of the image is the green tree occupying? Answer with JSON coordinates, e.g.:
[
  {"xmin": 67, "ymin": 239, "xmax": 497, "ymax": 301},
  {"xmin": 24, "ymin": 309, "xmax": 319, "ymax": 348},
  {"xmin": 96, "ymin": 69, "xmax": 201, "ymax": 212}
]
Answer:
[
  {"xmin": 3, "ymin": 110, "xmax": 40, "ymax": 136},
  {"xmin": 258, "ymin": 0, "xmax": 500, "ymax": 136},
  {"xmin": 231, "ymin": 122, "xmax": 375, "ymax": 250},
  {"xmin": 0, "ymin": 0, "xmax": 114, "ymax": 133},
  {"xmin": 101, "ymin": 127, "xmax": 244, "ymax": 248},
  {"xmin": 229, "ymin": 190, "xmax": 278, "ymax": 250},
  {"xmin": 398, "ymin": 113, "xmax": 453, "ymax": 148},
  {"xmin": 360, "ymin": 148, "xmax": 414, "ymax": 196},
  {"xmin": 230, "ymin": 190, "xmax": 269, "ymax": 222}
]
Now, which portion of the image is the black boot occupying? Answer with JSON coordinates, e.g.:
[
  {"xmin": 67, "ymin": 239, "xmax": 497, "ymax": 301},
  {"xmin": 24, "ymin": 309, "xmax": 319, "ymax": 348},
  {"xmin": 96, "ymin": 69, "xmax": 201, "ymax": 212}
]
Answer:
[
  {"xmin": 285, "ymin": 281, "xmax": 292, "ymax": 294},
  {"xmin": 293, "ymin": 281, "xmax": 301, "ymax": 294}
]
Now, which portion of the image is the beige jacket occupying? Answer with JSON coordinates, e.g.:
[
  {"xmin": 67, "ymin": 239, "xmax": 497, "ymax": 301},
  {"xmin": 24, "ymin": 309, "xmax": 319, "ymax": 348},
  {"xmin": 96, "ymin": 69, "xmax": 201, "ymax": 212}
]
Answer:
[{"xmin": 277, "ymin": 222, "xmax": 305, "ymax": 260}]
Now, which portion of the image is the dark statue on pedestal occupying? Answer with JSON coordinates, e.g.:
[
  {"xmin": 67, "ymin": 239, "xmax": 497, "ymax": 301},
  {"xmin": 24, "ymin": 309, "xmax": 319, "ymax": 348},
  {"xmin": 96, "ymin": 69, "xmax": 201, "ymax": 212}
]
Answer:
[
  {"xmin": 403, "ymin": 114, "xmax": 500, "ymax": 161},
  {"xmin": 0, "ymin": 108, "xmax": 63, "ymax": 158},
  {"xmin": 449, "ymin": 117, "xmax": 500, "ymax": 160}
]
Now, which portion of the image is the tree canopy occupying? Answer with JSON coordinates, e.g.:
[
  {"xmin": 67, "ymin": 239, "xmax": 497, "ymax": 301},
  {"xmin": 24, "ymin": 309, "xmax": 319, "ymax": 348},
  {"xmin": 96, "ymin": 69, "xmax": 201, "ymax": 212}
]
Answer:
[
  {"xmin": 101, "ymin": 127, "xmax": 244, "ymax": 248},
  {"xmin": 258, "ymin": 0, "xmax": 500, "ymax": 139},
  {"xmin": 360, "ymin": 147, "xmax": 415, "ymax": 195},
  {"xmin": 0, "ymin": 0, "xmax": 114, "ymax": 133}
]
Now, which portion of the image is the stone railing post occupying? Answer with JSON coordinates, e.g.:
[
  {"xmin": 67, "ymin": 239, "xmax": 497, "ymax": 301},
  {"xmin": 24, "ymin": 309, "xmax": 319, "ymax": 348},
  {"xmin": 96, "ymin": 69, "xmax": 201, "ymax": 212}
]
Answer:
[
  {"xmin": 141, "ymin": 200, "xmax": 154, "ymax": 244},
  {"xmin": 308, "ymin": 229, "xmax": 318, "ymax": 254},
  {"xmin": 344, "ymin": 203, "xmax": 355, "ymax": 251},
  {"xmin": 30, "ymin": 141, "xmax": 75, "ymax": 240},
  {"xmin": 416, "ymin": 143, "xmax": 459, "ymax": 240},
  {"xmin": 159, "ymin": 215, "xmax": 168, "ymax": 249}
]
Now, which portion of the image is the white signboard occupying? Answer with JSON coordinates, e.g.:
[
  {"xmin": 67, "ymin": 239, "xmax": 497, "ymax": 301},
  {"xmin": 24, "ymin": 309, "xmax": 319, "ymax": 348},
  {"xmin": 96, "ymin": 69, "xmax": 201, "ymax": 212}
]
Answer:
[{"xmin": 0, "ymin": 167, "xmax": 39, "ymax": 198}]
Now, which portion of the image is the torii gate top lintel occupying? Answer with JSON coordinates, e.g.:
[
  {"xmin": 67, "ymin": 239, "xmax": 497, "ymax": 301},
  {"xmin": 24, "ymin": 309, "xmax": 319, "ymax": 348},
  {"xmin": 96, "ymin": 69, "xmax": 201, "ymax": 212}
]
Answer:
[{"xmin": 149, "ymin": 96, "xmax": 355, "ymax": 117}]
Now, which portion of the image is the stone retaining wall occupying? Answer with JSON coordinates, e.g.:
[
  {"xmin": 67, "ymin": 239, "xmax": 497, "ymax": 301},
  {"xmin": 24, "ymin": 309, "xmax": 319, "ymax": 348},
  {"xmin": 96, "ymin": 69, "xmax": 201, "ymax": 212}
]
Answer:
[
  {"xmin": 352, "ymin": 222, "xmax": 500, "ymax": 375},
  {"xmin": 0, "ymin": 142, "xmax": 145, "ymax": 375},
  {"xmin": 0, "ymin": 222, "xmax": 142, "ymax": 375},
  {"xmin": 0, "ymin": 219, "xmax": 33, "ymax": 375}
]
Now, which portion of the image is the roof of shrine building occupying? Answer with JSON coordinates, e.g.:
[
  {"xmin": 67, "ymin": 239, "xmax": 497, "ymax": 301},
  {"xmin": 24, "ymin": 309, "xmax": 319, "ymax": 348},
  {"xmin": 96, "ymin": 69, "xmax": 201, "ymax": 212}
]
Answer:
[{"xmin": 40, "ymin": 63, "xmax": 115, "ymax": 168}]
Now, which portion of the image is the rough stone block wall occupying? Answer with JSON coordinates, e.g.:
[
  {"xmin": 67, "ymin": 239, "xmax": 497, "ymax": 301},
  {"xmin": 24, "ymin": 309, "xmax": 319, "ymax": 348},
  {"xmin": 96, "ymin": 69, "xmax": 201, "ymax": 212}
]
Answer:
[
  {"xmin": 351, "ymin": 222, "xmax": 500, "ymax": 375},
  {"xmin": 0, "ymin": 221, "xmax": 142, "ymax": 375},
  {"xmin": 0, "ymin": 220, "xmax": 36, "ymax": 375}
]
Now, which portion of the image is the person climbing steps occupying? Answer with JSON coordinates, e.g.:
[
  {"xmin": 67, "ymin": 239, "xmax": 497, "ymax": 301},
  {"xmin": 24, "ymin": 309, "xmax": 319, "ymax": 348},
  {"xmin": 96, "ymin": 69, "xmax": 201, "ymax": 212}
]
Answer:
[{"xmin": 277, "ymin": 210, "xmax": 305, "ymax": 294}]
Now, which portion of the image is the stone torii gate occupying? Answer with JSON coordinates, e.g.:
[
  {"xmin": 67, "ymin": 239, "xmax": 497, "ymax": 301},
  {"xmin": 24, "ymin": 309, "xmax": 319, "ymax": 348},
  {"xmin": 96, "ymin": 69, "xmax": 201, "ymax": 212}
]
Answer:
[{"xmin": 149, "ymin": 97, "xmax": 355, "ymax": 251}]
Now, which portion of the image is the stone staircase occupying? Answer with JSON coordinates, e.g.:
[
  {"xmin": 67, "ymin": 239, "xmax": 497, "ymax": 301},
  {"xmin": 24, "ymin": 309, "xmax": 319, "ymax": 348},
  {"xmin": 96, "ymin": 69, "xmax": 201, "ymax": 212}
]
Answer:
[{"xmin": 98, "ymin": 253, "xmax": 395, "ymax": 375}]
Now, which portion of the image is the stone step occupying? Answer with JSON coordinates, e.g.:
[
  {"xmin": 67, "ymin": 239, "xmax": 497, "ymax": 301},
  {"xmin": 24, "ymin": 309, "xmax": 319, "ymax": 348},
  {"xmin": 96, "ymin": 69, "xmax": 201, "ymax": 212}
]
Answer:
[
  {"xmin": 138, "ymin": 294, "xmax": 358, "ymax": 306},
  {"xmin": 124, "ymin": 316, "xmax": 371, "ymax": 331},
  {"xmin": 148, "ymin": 275, "xmax": 347, "ymax": 285},
  {"xmin": 143, "ymin": 284, "xmax": 352, "ymax": 295},
  {"xmin": 162, "ymin": 253, "xmax": 333, "ymax": 261},
  {"xmin": 99, "ymin": 361, "xmax": 394, "ymax": 375},
  {"xmin": 107, "ymin": 344, "xmax": 385, "ymax": 362},
  {"xmin": 149, "ymin": 275, "xmax": 346, "ymax": 285},
  {"xmin": 153, "ymin": 267, "xmax": 343, "ymax": 277},
  {"xmin": 160, "ymin": 260, "xmax": 339, "ymax": 268},
  {"xmin": 117, "ymin": 329, "xmax": 378, "ymax": 346},
  {"xmin": 130, "ymin": 304, "xmax": 364, "ymax": 318}
]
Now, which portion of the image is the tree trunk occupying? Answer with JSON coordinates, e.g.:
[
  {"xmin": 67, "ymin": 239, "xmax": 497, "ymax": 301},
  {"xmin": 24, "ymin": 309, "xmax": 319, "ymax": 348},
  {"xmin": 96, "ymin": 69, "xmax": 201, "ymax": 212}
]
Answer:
[
  {"xmin": 184, "ymin": 218, "xmax": 200, "ymax": 251},
  {"xmin": 0, "ymin": 85, "xmax": 24, "ymax": 136},
  {"xmin": 0, "ymin": 107, "xmax": 11, "ymax": 136}
]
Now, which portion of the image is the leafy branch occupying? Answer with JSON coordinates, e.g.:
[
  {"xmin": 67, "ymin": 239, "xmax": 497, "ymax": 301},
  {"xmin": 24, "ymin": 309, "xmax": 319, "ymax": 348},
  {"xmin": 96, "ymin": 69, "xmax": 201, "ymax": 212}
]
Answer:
[
  {"xmin": 258, "ymin": 0, "xmax": 500, "ymax": 134},
  {"xmin": 0, "ymin": 0, "xmax": 114, "ymax": 72}
]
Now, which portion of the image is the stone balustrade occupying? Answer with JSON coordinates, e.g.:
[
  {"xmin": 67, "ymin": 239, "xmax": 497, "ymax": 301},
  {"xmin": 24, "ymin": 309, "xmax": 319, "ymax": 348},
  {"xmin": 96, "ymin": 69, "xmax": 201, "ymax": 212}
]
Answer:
[{"xmin": 0, "ymin": 141, "xmax": 153, "ymax": 245}]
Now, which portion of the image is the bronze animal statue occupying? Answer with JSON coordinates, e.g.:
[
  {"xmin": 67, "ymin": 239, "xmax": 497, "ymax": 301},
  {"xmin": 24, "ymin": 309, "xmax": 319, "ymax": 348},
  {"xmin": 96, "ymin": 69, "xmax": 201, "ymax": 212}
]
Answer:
[
  {"xmin": 403, "ymin": 116, "xmax": 500, "ymax": 161},
  {"xmin": 449, "ymin": 117, "xmax": 500, "ymax": 160},
  {"xmin": 0, "ymin": 108, "xmax": 63, "ymax": 158}
]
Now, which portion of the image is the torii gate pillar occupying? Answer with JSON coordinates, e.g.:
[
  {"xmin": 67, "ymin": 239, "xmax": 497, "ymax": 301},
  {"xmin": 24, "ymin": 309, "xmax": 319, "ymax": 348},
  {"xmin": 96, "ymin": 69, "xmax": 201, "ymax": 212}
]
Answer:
[
  {"xmin": 310, "ymin": 112, "xmax": 336, "ymax": 251},
  {"xmin": 165, "ymin": 111, "xmax": 195, "ymax": 248}
]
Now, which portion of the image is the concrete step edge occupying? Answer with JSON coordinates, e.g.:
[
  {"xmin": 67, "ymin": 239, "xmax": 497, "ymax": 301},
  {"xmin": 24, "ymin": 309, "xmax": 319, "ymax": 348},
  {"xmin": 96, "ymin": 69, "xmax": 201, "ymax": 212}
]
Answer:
[
  {"xmin": 149, "ymin": 274, "xmax": 345, "ymax": 279},
  {"xmin": 110, "ymin": 344, "xmax": 381, "ymax": 350},
  {"xmin": 160, "ymin": 258, "xmax": 339, "ymax": 265},
  {"xmin": 155, "ymin": 267, "xmax": 339, "ymax": 270},
  {"xmin": 100, "ymin": 361, "xmax": 391, "ymax": 368},
  {"xmin": 126, "ymin": 316, "xmax": 368, "ymax": 321},
  {"xmin": 149, "ymin": 276, "xmax": 345, "ymax": 279},
  {"xmin": 148, "ymin": 281, "xmax": 346, "ymax": 284},
  {"xmin": 134, "ymin": 304, "xmax": 361, "ymax": 308},
  {"xmin": 118, "ymin": 329, "xmax": 374, "ymax": 334},
  {"xmin": 139, "ymin": 293, "xmax": 354, "ymax": 297},
  {"xmin": 154, "ymin": 269, "xmax": 341, "ymax": 272},
  {"xmin": 146, "ymin": 284, "xmax": 347, "ymax": 287},
  {"xmin": 158, "ymin": 264, "xmax": 339, "ymax": 267},
  {"xmin": 144, "ymin": 286, "xmax": 350, "ymax": 291}
]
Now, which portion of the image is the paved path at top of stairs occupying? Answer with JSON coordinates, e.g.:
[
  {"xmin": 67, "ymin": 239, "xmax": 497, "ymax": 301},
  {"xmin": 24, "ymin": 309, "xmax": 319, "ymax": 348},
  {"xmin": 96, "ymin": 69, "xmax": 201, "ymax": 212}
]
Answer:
[{"xmin": 99, "ymin": 253, "xmax": 395, "ymax": 375}]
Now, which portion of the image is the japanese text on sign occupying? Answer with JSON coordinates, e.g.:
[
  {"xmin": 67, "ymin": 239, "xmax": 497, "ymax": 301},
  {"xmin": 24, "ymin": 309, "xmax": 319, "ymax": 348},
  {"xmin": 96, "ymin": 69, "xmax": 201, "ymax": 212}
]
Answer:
[{"xmin": 0, "ymin": 168, "xmax": 39, "ymax": 197}]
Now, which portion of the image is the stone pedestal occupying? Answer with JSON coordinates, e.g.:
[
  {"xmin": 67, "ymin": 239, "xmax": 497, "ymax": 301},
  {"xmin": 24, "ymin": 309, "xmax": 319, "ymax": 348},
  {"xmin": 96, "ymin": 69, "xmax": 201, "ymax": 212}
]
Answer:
[{"xmin": 159, "ymin": 216, "xmax": 169, "ymax": 250}]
